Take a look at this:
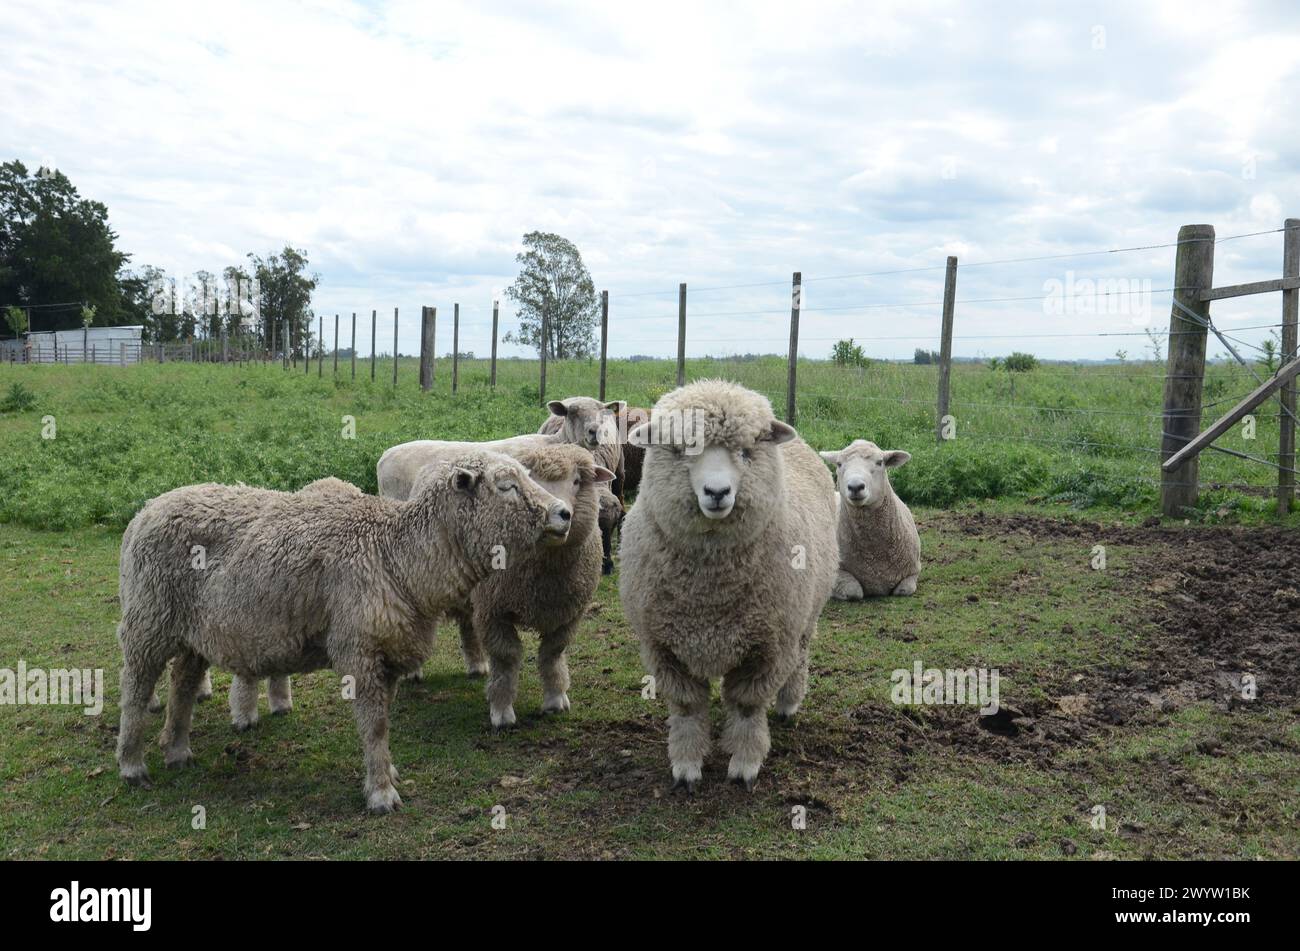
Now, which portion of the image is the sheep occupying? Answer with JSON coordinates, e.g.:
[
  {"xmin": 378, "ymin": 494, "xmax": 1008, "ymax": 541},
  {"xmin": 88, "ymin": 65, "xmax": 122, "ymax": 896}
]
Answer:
[
  {"xmin": 115, "ymin": 452, "xmax": 571, "ymax": 814},
  {"xmin": 596, "ymin": 486, "xmax": 624, "ymax": 575},
  {"xmin": 377, "ymin": 439, "xmax": 613, "ymax": 715},
  {"xmin": 618, "ymin": 405, "xmax": 651, "ymax": 498},
  {"xmin": 539, "ymin": 396, "xmax": 630, "ymax": 571},
  {"xmin": 149, "ymin": 477, "xmax": 360, "ymax": 725},
  {"xmin": 819, "ymin": 440, "xmax": 920, "ymax": 599},
  {"xmin": 376, "ymin": 432, "xmax": 564, "ymax": 501},
  {"xmin": 619, "ymin": 380, "xmax": 838, "ymax": 792}
]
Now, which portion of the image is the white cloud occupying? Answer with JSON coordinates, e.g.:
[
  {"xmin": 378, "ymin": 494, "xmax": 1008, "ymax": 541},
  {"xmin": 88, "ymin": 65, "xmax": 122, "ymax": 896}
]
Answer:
[{"xmin": 2, "ymin": 0, "xmax": 1299, "ymax": 359}]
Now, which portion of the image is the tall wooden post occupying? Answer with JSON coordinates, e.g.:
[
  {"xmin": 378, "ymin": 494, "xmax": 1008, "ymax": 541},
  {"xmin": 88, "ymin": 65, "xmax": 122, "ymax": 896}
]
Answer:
[
  {"xmin": 676, "ymin": 283, "xmax": 687, "ymax": 387},
  {"xmin": 452, "ymin": 303, "xmax": 460, "ymax": 394},
  {"xmin": 317, "ymin": 314, "xmax": 323, "ymax": 376},
  {"xmin": 1161, "ymin": 224, "xmax": 1216, "ymax": 518},
  {"xmin": 490, "ymin": 301, "xmax": 499, "ymax": 389},
  {"xmin": 271, "ymin": 319, "xmax": 278, "ymax": 365},
  {"xmin": 282, "ymin": 320, "xmax": 289, "ymax": 369},
  {"xmin": 539, "ymin": 310, "xmax": 549, "ymax": 407},
  {"xmin": 1279, "ymin": 218, "xmax": 1299, "ymax": 514},
  {"xmin": 350, "ymin": 313, "xmax": 357, "ymax": 380},
  {"xmin": 936, "ymin": 256, "xmax": 958, "ymax": 444},
  {"xmin": 392, "ymin": 307, "xmax": 399, "ymax": 387},
  {"xmin": 370, "ymin": 309, "xmax": 377, "ymax": 382},
  {"xmin": 785, "ymin": 272, "xmax": 801, "ymax": 424},
  {"xmin": 333, "ymin": 314, "xmax": 339, "ymax": 376},
  {"xmin": 420, "ymin": 307, "xmax": 435, "ymax": 392},
  {"xmin": 598, "ymin": 290, "xmax": 609, "ymax": 400}
]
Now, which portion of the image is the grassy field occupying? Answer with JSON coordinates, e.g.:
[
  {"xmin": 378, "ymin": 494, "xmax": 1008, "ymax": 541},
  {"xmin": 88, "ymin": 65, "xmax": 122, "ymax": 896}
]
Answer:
[{"xmin": 1, "ymin": 359, "xmax": 1297, "ymax": 859}]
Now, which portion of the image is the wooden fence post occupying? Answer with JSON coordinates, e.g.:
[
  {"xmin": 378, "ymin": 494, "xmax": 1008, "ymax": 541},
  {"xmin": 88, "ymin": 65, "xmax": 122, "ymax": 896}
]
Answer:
[
  {"xmin": 786, "ymin": 272, "xmax": 801, "ymax": 424},
  {"xmin": 392, "ymin": 307, "xmax": 399, "ymax": 387},
  {"xmin": 540, "ymin": 309, "xmax": 552, "ymax": 406},
  {"xmin": 452, "ymin": 303, "xmax": 460, "ymax": 394},
  {"xmin": 936, "ymin": 256, "xmax": 958, "ymax": 444},
  {"xmin": 490, "ymin": 301, "xmax": 498, "ymax": 389},
  {"xmin": 282, "ymin": 320, "xmax": 289, "ymax": 369},
  {"xmin": 271, "ymin": 320, "xmax": 277, "ymax": 365},
  {"xmin": 420, "ymin": 307, "xmax": 435, "ymax": 392},
  {"xmin": 370, "ymin": 309, "xmax": 377, "ymax": 382},
  {"xmin": 317, "ymin": 315, "xmax": 323, "ymax": 376},
  {"xmin": 351, "ymin": 312, "xmax": 357, "ymax": 381},
  {"xmin": 676, "ymin": 283, "xmax": 687, "ymax": 388},
  {"xmin": 1278, "ymin": 218, "xmax": 1299, "ymax": 515},
  {"xmin": 599, "ymin": 290, "xmax": 609, "ymax": 401},
  {"xmin": 1161, "ymin": 224, "xmax": 1216, "ymax": 517},
  {"xmin": 333, "ymin": 314, "xmax": 339, "ymax": 376}
]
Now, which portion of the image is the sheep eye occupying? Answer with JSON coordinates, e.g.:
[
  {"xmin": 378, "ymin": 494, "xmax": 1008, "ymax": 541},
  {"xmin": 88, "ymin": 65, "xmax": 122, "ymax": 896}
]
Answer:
[
  {"xmin": 741, "ymin": 448, "xmax": 753, "ymax": 462},
  {"xmin": 876, "ymin": 461, "xmax": 883, "ymax": 467}
]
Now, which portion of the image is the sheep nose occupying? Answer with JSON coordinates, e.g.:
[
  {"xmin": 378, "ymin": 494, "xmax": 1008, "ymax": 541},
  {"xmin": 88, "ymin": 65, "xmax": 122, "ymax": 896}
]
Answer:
[
  {"xmin": 703, "ymin": 484, "xmax": 732, "ymax": 502},
  {"xmin": 846, "ymin": 480, "xmax": 866, "ymax": 495},
  {"xmin": 558, "ymin": 507, "xmax": 572, "ymax": 522}
]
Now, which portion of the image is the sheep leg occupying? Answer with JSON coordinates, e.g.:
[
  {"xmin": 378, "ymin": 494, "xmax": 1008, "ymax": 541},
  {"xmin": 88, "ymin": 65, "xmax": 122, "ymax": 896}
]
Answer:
[
  {"xmin": 600, "ymin": 522, "xmax": 615, "ymax": 575},
  {"xmin": 775, "ymin": 616, "xmax": 816, "ymax": 720},
  {"xmin": 721, "ymin": 655, "xmax": 782, "ymax": 791},
  {"xmin": 454, "ymin": 611, "xmax": 489, "ymax": 678},
  {"xmin": 891, "ymin": 574, "xmax": 918, "ymax": 596},
  {"xmin": 229, "ymin": 674, "xmax": 260, "ymax": 731},
  {"xmin": 196, "ymin": 668, "xmax": 213, "ymax": 702},
  {"xmin": 267, "ymin": 675, "xmax": 293, "ymax": 714},
  {"xmin": 646, "ymin": 645, "xmax": 710, "ymax": 792},
  {"xmin": 159, "ymin": 649, "xmax": 209, "ymax": 768},
  {"xmin": 482, "ymin": 615, "xmax": 522, "ymax": 729},
  {"xmin": 537, "ymin": 621, "xmax": 576, "ymax": 714},
  {"xmin": 831, "ymin": 568, "xmax": 864, "ymax": 601},
  {"xmin": 116, "ymin": 638, "xmax": 169, "ymax": 785},
  {"xmin": 347, "ymin": 664, "xmax": 402, "ymax": 814}
]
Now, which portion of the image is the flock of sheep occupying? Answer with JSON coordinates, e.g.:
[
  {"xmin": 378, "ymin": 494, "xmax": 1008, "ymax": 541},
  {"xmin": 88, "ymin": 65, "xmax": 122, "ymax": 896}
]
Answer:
[{"xmin": 114, "ymin": 380, "xmax": 921, "ymax": 812}]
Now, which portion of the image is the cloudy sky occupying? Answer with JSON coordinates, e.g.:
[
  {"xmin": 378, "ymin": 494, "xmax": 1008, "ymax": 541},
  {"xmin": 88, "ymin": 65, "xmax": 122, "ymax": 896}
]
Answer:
[{"xmin": 4, "ymin": 0, "xmax": 1299, "ymax": 359}]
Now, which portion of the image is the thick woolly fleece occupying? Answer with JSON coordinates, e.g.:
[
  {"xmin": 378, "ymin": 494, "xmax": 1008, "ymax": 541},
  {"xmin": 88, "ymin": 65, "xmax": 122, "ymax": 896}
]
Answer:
[
  {"xmin": 115, "ymin": 451, "xmax": 563, "ymax": 814},
  {"xmin": 376, "ymin": 432, "xmax": 563, "ymax": 501},
  {"xmin": 618, "ymin": 380, "xmax": 837, "ymax": 792},
  {"xmin": 447, "ymin": 442, "xmax": 609, "ymax": 728},
  {"xmin": 824, "ymin": 440, "xmax": 920, "ymax": 598}
]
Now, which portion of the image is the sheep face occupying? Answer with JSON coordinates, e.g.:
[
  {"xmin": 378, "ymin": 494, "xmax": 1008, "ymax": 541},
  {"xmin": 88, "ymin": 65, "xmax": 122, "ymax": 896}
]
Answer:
[
  {"xmin": 415, "ymin": 453, "xmax": 572, "ymax": 546},
  {"xmin": 548, "ymin": 397, "xmax": 626, "ymax": 450},
  {"xmin": 634, "ymin": 418, "xmax": 797, "ymax": 524},
  {"xmin": 530, "ymin": 461, "xmax": 615, "ymax": 522},
  {"xmin": 820, "ymin": 440, "xmax": 911, "ymax": 508}
]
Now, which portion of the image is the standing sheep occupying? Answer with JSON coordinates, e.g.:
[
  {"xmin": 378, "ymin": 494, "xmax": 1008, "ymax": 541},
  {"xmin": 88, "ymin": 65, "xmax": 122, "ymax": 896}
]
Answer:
[
  {"xmin": 618, "ymin": 405, "xmax": 651, "ymax": 498},
  {"xmin": 819, "ymin": 440, "xmax": 919, "ymax": 599},
  {"xmin": 619, "ymin": 380, "xmax": 838, "ymax": 792},
  {"xmin": 377, "ymin": 440, "xmax": 613, "ymax": 725},
  {"xmin": 115, "ymin": 452, "xmax": 570, "ymax": 813}
]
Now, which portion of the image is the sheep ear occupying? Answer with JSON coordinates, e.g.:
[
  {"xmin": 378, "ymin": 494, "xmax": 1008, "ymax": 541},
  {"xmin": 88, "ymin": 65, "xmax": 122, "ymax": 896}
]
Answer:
[
  {"xmin": 883, "ymin": 450, "xmax": 912, "ymax": 468},
  {"xmin": 591, "ymin": 465, "xmax": 615, "ymax": 484},
  {"xmin": 547, "ymin": 400, "xmax": 568, "ymax": 416},
  {"xmin": 628, "ymin": 421, "xmax": 652, "ymax": 447},
  {"xmin": 819, "ymin": 450, "xmax": 841, "ymax": 464},
  {"xmin": 766, "ymin": 420, "xmax": 798, "ymax": 445},
  {"xmin": 603, "ymin": 400, "xmax": 627, "ymax": 414},
  {"xmin": 450, "ymin": 467, "xmax": 480, "ymax": 493}
]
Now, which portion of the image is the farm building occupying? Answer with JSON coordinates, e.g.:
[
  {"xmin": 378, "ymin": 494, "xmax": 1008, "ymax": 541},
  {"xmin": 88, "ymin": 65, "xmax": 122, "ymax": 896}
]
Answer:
[{"xmin": 22, "ymin": 326, "xmax": 144, "ymax": 364}]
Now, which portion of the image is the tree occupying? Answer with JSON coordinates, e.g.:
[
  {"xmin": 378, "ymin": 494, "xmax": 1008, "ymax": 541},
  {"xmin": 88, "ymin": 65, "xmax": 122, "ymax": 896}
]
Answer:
[
  {"xmin": 913, "ymin": 348, "xmax": 940, "ymax": 365},
  {"xmin": 248, "ymin": 247, "xmax": 318, "ymax": 357},
  {"xmin": 831, "ymin": 338, "xmax": 869, "ymax": 367},
  {"xmin": 0, "ymin": 161, "xmax": 134, "ymax": 330},
  {"xmin": 1003, "ymin": 352, "xmax": 1038, "ymax": 372},
  {"xmin": 3, "ymin": 305, "xmax": 27, "ymax": 337},
  {"xmin": 503, "ymin": 232, "xmax": 599, "ymax": 359}
]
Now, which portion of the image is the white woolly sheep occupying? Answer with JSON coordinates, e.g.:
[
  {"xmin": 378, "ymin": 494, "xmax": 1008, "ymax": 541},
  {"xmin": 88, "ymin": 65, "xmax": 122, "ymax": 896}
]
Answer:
[
  {"xmin": 115, "ymin": 452, "xmax": 570, "ymax": 814},
  {"xmin": 619, "ymin": 380, "xmax": 838, "ymax": 792},
  {"xmin": 820, "ymin": 440, "xmax": 920, "ymax": 598},
  {"xmin": 540, "ymin": 396, "xmax": 628, "ymax": 571},
  {"xmin": 376, "ymin": 432, "xmax": 563, "ymax": 501},
  {"xmin": 376, "ymin": 439, "xmax": 613, "ymax": 724}
]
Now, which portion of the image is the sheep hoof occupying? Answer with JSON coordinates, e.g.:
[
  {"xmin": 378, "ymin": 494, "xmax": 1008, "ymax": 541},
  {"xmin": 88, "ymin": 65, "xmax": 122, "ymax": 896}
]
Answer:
[
  {"xmin": 231, "ymin": 716, "xmax": 258, "ymax": 732},
  {"xmin": 402, "ymin": 668, "xmax": 424, "ymax": 682},
  {"xmin": 775, "ymin": 711, "xmax": 797, "ymax": 725},
  {"xmin": 671, "ymin": 776, "xmax": 698, "ymax": 795},
  {"xmin": 146, "ymin": 695, "xmax": 163, "ymax": 714},
  {"xmin": 120, "ymin": 765, "xmax": 151, "ymax": 787},
  {"xmin": 541, "ymin": 693, "xmax": 571, "ymax": 714},
  {"xmin": 269, "ymin": 705, "xmax": 291, "ymax": 717},
  {"xmin": 464, "ymin": 662, "xmax": 489, "ymax": 678},
  {"xmin": 728, "ymin": 773, "xmax": 758, "ymax": 793},
  {"xmin": 164, "ymin": 748, "xmax": 194, "ymax": 769},
  {"xmin": 602, "ymin": 560, "xmax": 614, "ymax": 576},
  {"xmin": 366, "ymin": 786, "xmax": 402, "ymax": 815},
  {"xmin": 490, "ymin": 707, "xmax": 518, "ymax": 731}
]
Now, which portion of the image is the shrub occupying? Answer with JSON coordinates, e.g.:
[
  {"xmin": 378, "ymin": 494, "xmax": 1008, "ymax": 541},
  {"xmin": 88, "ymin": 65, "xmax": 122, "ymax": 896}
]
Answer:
[{"xmin": 831, "ymin": 339, "xmax": 869, "ymax": 368}]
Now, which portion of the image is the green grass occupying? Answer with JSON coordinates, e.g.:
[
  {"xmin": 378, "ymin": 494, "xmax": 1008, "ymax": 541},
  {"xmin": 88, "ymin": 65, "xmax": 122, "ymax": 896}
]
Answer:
[{"xmin": 1, "ymin": 359, "xmax": 1297, "ymax": 859}]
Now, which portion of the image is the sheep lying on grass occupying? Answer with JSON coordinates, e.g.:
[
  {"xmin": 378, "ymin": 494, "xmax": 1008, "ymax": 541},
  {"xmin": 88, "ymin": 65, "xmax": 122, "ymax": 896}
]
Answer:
[
  {"xmin": 115, "ymin": 452, "xmax": 570, "ymax": 813},
  {"xmin": 378, "ymin": 439, "xmax": 612, "ymax": 725},
  {"xmin": 820, "ymin": 440, "xmax": 919, "ymax": 598},
  {"xmin": 620, "ymin": 380, "xmax": 837, "ymax": 792}
]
